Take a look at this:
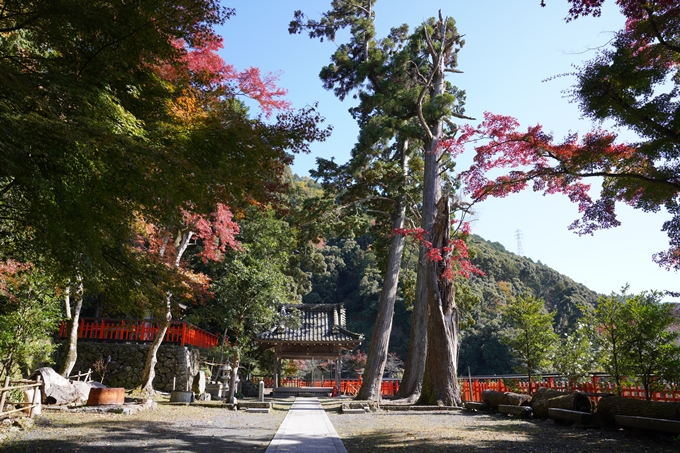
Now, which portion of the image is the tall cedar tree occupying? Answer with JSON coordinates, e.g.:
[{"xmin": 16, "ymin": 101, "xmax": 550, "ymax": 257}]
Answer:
[
  {"xmin": 290, "ymin": 0, "xmax": 423, "ymax": 401},
  {"xmin": 292, "ymin": 2, "xmax": 477, "ymax": 405}
]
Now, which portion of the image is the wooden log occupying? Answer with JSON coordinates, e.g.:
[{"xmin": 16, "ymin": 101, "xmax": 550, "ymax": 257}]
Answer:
[
  {"xmin": 549, "ymin": 408, "xmax": 593, "ymax": 426},
  {"xmin": 498, "ymin": 404, "xmax": 533, "ymax": 417},
  {"xmin": 538, "ymin": 392, "xmax": 592, "ymax": 420},
  {"xmin": 530, "ymin": 387, "xmax": 569, "ymax": 419},
  {"xmin": 464, "ymin": 402, "xmax": 490, "ymax": 412},
  {"xmin": 482, "ymin": 390, "xmax": 531, "ymax": 410},
  {"xmin": 615, "ymin": 415, "xmax": 680, "ymax": 434},
  {"xmin": 597, "ymin": 395, "xmax": 680, "ymax": 425}
]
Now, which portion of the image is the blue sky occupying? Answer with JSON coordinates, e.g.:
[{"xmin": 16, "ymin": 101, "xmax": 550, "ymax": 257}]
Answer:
[{"xmin": 215, "ymin": 1, "xmax": 678, "ymax": 298}]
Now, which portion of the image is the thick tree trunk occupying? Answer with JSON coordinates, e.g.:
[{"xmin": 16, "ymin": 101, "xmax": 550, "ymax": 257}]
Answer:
[
  {"xmin": 357, "ymin": 144, "xmax": 409, "ymax": 402},
  {"xmin": 481, "ymin": 390, "xmax": 532, "ymax": 411},
  {"xmin": 597, "ymin": 395, "xmax": 680, "ymax": 425},
  {"xmin": 395, "ymin": 231, "xmax": 429, "ymax": 402},
  {"xmin": 418, "ymin": 197, "xmax": 461, "ymax": 406},
  {"xmin": 60, "ymin": 280, "xmax": 83, "ymax": 377},
  {"xmin": 356, "ymin": 199, "xmax": 407, "ymax": 401},
  {"xmin": 541, "ymin": 392, "xmax": 592, "ymax": 416}
]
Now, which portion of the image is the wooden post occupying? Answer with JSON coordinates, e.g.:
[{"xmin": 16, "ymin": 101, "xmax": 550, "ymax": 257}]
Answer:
[
  {"xmin": 0, "ymin": 375, "xmax": 9, "ymax": 413},
  {"xmin": 272, "ymin": 355, "xmax": 278, "ymax": 389},
  {"xmin": 181, "ymin": 323, "xmax": 187, "ymax": 347},
  {"xmin": 468, "ymin": 366, "xmax": 473, "ymax": 402},
  {"xmin": 29, "ymin": 376, "xmax": 42, "ymax": 418},
  {"xmin": 335, "ymin": 357, "xmax": 341, "ymax": 393}
]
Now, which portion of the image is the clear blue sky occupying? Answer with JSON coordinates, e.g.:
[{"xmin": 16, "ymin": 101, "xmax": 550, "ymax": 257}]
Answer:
[{"xmin": 215, "ymin": 1, "xmax": 678, "ymax": 299}]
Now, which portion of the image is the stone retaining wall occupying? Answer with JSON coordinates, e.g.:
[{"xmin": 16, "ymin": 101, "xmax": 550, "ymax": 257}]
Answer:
[{"xmin": 57, "ymin": 342, "xmax": 202, "ymax": 391}]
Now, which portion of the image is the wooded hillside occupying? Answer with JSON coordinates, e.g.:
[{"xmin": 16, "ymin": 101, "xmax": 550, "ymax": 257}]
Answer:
[{"xmin": 303, "ymin": 234, "xmax": 598, "ymax": 376}]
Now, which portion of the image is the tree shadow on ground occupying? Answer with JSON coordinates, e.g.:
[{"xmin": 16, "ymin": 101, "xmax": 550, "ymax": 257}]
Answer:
[
  {"xmin": 2, "ymin": 416, "xmax": 277, "ymax": 453},
  {"xmin": 333, "ymin": 411, "xmax": 680, "ymax": 453}
]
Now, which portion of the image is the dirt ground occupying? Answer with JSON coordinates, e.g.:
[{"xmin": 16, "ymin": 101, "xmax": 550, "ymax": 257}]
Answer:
[{"xmin": 1, "ymin": 398, "xmax": 679, "ymax": 452}]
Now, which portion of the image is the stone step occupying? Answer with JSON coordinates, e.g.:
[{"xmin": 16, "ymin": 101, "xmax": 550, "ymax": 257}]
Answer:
[
  {"xmin": 246, "ymin": 407, "xmax": 271, "ymax": 414},
  {"xmin": 238, "ymin": 401, "xmax": 272, "ymax": 409},
  {"xmin": 380, "ymin": 405, "xmax": 462, "ymax": 412},
  {"xmin": 341, "ymin": 408, "xmax": 366, "ymax": 414}
]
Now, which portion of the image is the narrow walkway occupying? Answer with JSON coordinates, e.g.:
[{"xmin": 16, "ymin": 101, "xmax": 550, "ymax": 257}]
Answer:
[{"xmin": 265, "ymin": 397, "xmax": 348, "ymax": 453}]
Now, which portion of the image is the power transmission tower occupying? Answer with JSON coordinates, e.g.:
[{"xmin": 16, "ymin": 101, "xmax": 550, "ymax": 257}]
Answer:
[{"xmin": 515, "ymin": 229, "xmax": 524, "ymax": 256}]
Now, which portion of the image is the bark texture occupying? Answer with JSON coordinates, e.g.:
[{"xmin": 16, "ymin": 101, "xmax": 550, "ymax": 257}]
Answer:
[
  {"xmin": 530, "ymin": 387, "xmax": 569, "ymax": 418},
  {"xmin": 418, "ymin": 196, "xmax": 461, "ymax": 406},
  {"xmin": 597, "ymin": 395, "xmax": 680, "ymax": 425},
  {"xmin": 394, "ymin": 258, "xmax": 427, "ymax": 402},
  {"xmin": 532, "ymin": 392, "xmax": 592, "ymax": 419},
  {"xmin": 356, "ymin": 196, "xmax": 407, "ymax": 401},
  {"xmin": 481, "ymin": 390, "xmax": 532, "ymax": 411}
]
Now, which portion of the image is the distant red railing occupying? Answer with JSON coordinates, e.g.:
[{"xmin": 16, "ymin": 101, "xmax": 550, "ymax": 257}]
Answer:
[
  {"xmin": 267, "ymin": 375, "xmax": 679, "ymax": 402},
  {"xmin": 274, "ymin": 378, "xmax": 400, "ymax": 397},
  {"xmin": 59, "ymin": 318, "xmax": 219, "ymax": 349},
  {"xmin": 459, "ymin": 375, "xmax": 680, "ymax": 404}
]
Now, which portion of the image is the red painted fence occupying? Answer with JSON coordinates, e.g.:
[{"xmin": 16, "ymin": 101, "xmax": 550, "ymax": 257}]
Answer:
[
  {"xmin": 272, "ymin": 378, "xmax": 400, "ymax": 397},
  {"xmin": 460, "ymin": 375, "xmax": 680, "ymax": 404},
  {"xmin": 59, "ymin": 317, "xmax": 219, "ymax": 349},
  {"xmin": 261, "ymin": 375, "xmax": 679, "ymax": 402}
]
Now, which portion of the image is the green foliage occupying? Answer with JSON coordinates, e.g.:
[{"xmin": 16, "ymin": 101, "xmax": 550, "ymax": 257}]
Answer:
[
  {"xmin": 586, "ymin": 289, "xmax": 680, "ymax": 399},
  {"xmin": 0, "ymin": 268, "xmax": 60, "ymax": 379},
  {"xmin": 303, "ymin": 237, "xmax": 412, "ymax": 357},
  {"xmin": 500, "ymin": 293, "xmax": 558, "ymax": 386},
  {"xmin": 553, "ymin": 322, "xmax": 598, "ymax": 384},
  {"xmin": 187, "ymin": 207, "xmax": 302, "ymax": 367},
  {"xmin": 459, "ymin": 235, "xmax": 597, "ymax": 375}
]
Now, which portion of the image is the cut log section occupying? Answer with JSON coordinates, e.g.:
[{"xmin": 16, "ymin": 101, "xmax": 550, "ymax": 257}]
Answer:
[
  {"xmin": 498, "ymin": 404, "xmax": 533, "ymax": 417},
  {"xmin": 597, "ymin": 396, "xmax": 680, "ymax": 425},
  {"xmin": 531, "ymin": 388, "xmax": 591, "ymax": 419},
  {"xmin": 548, "ymin": 408, "xmax": 593, "ymax": 426},
  {"xmin": 615, "ymin": 415, "xmax": 680, "ymax": 434},
  {"xmin": 481, "ymin": 390, "xmax": 531, "ymax": 411}
]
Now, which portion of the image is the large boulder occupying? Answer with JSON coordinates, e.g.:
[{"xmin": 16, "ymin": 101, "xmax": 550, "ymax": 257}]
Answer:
[{"xmin": 30, "ymin": 367, "xmax": 99, "ymax": 405}]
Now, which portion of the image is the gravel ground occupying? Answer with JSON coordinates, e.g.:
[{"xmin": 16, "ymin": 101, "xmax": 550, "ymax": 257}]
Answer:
[
  {"xmin": 1, "ymin": 400, "xmax": 287, "ymax": 452},
  {"xmin": 2, "ymin": 399, "xmax": 679, "ymax": 452},
  {"xmin": 329, "ymin": 408, "xmax": 680, "ymax": 453}
]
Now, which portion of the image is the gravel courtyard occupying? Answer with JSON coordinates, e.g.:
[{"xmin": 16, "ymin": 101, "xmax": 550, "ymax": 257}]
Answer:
[{"xmin": 1, "ymin": 398, "xmax": 678, "ymax": 452}]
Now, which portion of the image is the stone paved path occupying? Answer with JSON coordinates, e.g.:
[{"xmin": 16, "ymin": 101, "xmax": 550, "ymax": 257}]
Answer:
[{"xmin": 266, "ymin": 397, "xmax": 347, "ymax": 453}]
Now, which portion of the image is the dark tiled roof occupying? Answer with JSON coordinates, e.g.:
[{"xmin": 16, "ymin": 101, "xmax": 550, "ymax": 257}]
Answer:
[{"xmin": 256, "ymin": 303, "xmax": 363, "ymax": 344}]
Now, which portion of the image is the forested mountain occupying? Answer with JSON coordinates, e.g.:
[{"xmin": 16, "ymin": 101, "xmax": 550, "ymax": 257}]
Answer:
[{"xmin": 304, "ymin": 234, "xmax": 598, "ymax": 376}]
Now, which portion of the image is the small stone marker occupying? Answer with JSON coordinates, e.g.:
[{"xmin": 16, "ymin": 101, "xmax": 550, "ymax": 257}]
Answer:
[
  {"xmin": 258, "ymin": 381, "xmax": 265, "ymax": 402},
  {"xmin": 192, "ymin": 371, "xmax": 206, "ymax": 394}
]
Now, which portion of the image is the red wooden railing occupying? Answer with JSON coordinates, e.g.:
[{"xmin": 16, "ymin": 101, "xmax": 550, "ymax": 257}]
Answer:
[
  {"xmin": 59, "ymin": 318, "xmax": 219, "ymax": 349},
  {"xmin": 272, "ymin": 378, "xmax": 400, "ymax": 397},
  {"xmin": 459, "ymin": 375, "xmax": 680, "ymax": 404},
  {"xmin": 261, "ymin": 375, "xmax": 679, "ymax": 402}
]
